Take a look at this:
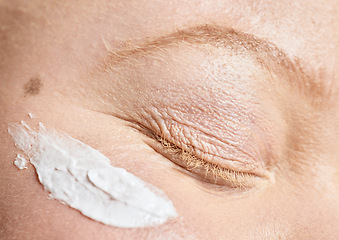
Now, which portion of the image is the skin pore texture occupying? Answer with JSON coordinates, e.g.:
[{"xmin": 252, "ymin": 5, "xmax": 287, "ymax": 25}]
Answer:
[{"xmin": 0, "ymin": 0, "xmax": 339, "ymax": 239}]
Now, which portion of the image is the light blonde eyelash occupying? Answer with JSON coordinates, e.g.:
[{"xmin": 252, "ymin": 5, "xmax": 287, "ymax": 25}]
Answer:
[{"xmin": 155, "ymin": 135, "xmax": 256, "ymax": 188}]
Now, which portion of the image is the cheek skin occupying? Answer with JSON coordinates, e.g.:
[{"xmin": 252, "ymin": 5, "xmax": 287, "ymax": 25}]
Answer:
[
  {"xmin": 0, "ymin": 101, "xmax": 195, "ymax": 239},
  {"xmin": 1, "ymin": 28, "xmax": 336, "ymax": 240},
  {"xmin": 1, "ymin": 67, "xmax": 339, "ymax": 239},
  {"xmin": 0, "ymin": 85, "xmax": 283, "ymax": 239}
]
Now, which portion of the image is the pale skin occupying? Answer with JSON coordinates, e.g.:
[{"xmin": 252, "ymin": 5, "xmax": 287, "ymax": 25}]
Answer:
[{"xmin": 1, "ymin": 0, "xmax": 339, "ymax": 239}]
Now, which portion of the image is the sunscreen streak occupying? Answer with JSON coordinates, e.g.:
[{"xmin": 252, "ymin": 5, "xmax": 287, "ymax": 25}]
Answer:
[{"xmin": 8, "ymin": 121, "xmax": 177, "ymax": 228}]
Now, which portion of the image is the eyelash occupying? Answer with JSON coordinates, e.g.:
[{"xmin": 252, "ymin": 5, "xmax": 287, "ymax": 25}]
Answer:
[{"xmin": 153, "ymin": 134, "xmax": 257, "ymax": 189}]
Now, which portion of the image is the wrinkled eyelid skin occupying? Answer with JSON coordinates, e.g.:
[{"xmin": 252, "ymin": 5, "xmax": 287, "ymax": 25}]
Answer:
[
  {"xmin": 152, "ymin": 134, "xmax": 262, "ymax": 189},
  {"xmin": 136, "ymin": 101, "xmax": 276, "ymax": 178}
]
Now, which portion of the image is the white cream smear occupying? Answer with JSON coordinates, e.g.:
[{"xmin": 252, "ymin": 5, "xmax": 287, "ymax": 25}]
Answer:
[
  {"xmin": 14, "ymin": 154, "xmax": 28, "ymax": 169},
  {"xmin": 8, "ymin": 121, "xmax": 177, "ymax": 228}
]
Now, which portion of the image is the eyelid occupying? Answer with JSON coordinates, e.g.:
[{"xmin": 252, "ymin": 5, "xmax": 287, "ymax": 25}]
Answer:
[
  {"xmin": 113, "ymin": 102, "xmax": 273, "ymax": 189},
  {"xmin": 131, "ymin": 96, "xmax": 278, "ymax": 189},
  {"xmin": 150, "ymin": 133, "xmax": 259, "ymax": 189},
  {"xmin": 139, "ymin": 101, "xmax": 270, "ymax": 172}
]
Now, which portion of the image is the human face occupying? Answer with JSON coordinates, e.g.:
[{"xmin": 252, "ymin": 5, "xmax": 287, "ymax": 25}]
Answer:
[{"xmin": 1, "ymin": 0, "xmax": 339, "ymax": 239}]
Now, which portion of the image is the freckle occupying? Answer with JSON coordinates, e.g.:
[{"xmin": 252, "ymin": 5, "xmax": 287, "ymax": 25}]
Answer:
[{"xmin": 24, "ymin": 77, "xmax": 43, "ymax": 96}]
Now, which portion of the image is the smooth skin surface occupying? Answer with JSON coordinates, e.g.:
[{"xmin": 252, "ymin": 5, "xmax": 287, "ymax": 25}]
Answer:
[{"xmin": 1, "ymin": 0, "xmax": 339, "ymax": 239}]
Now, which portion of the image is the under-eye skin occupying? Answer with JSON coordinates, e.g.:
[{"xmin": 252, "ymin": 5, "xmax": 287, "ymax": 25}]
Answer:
[{"xmin": 150, "ymin": 133, "xmax": 259, "ymax": 189}]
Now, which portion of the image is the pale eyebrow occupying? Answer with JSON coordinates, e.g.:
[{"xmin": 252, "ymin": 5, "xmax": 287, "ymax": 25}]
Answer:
[{"xmin": 100, "ymin": 25, "xmax": 328, "ymax": 109}]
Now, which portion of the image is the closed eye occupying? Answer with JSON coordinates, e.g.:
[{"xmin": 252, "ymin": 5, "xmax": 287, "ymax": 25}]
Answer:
[{"xmin": 148, "ymin": 132, "xmax": 259, "ymax": 189}]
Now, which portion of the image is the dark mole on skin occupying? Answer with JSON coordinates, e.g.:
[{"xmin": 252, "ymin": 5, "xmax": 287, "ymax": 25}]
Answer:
[{"xmin": 24, "ymin": 77, "xmax": 43, "ymax": 96}]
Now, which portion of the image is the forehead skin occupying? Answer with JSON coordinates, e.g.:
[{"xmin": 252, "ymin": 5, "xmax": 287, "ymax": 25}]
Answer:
[
  {"xmin": 0, "ymin": 0, "xmax": 338, "ymax": 94},
  {"xmin": 0, "ymin": 0, "xmax": 339, "ymax": 240}
]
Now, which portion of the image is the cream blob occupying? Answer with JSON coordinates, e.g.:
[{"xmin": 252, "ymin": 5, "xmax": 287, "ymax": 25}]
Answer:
[
  {"xmin": 8, "ymin": 121, "xmax": 177, "ymax": 228},
  {"xmin": 14, "ymin": 154, "xmax": 28, "ymax": 170}
]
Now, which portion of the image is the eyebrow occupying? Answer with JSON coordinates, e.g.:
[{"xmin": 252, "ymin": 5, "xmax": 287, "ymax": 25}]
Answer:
[{"xmin": 101, "ymin": 25, "xmax": 327, "ymax": 109}]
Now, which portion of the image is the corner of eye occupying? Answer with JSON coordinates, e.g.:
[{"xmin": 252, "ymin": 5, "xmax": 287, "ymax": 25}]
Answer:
[{"xmin": 257, "ymin": 169, "xmax": 276, "ymax": 187}]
